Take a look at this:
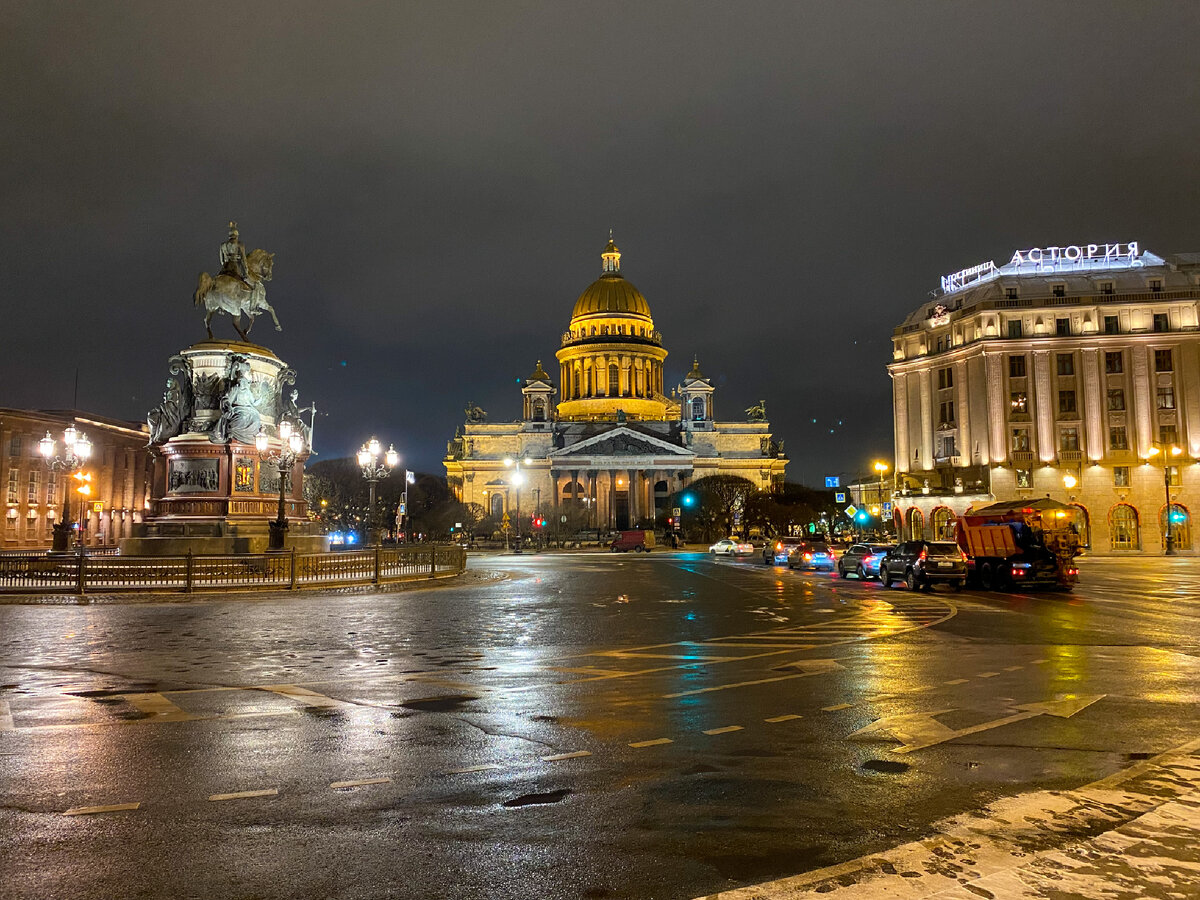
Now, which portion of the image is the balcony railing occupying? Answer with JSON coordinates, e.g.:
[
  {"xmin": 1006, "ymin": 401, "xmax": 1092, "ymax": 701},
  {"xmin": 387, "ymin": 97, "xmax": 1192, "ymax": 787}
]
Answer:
[{"xmin": 1011, "ymin": 450, "xmax": 1035, "ymax": 466}]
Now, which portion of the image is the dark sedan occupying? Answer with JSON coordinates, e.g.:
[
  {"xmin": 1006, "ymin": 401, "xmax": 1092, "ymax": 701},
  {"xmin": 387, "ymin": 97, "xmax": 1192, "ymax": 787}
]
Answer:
[{"xmin": 837, "ymin": 543, "xmax": 894, "ymax": 579}]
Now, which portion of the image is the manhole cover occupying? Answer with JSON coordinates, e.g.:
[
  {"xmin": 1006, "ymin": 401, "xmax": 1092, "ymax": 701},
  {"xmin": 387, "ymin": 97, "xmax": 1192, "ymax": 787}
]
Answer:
[{"xmin": 860, "ymin": 759, "xmax": 910, "ymax": 774}]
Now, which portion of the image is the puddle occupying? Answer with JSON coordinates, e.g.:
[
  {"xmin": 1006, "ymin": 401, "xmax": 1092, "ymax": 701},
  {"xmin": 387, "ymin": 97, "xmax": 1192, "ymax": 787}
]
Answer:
[
  {"xmin": 399, "ymin": 694, "xmax": 477, "ymax": 712},
  {"xmin": 860, "ymin": 759, "xmax": 910, "ymax": 775},
  {"xmin": 503, "ymin": 788, "xmax": 571, "ymax": 807}
]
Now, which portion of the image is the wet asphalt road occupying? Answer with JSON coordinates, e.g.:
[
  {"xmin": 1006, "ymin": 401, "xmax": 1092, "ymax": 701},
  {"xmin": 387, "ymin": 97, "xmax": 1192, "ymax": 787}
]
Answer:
[{"xmin": 1, "ymin": 551, "xmax": 1198, "ymax": 900}]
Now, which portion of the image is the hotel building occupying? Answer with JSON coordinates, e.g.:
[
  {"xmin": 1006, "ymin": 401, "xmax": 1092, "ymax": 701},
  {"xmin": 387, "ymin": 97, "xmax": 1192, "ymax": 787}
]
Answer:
[{"xmin": 888, "ymin": 243, "xmax": 1200, "ymax": 554}]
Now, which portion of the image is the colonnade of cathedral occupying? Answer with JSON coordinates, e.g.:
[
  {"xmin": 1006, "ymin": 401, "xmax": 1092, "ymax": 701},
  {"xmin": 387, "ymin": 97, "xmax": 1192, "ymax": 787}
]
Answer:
[
  {"xmin": 559, "ymin": 357, "xmax": 665, "ymax": 402},
  {"xmin": 546, "ymin": 466, "xmax": 686, "ymax": 530}
]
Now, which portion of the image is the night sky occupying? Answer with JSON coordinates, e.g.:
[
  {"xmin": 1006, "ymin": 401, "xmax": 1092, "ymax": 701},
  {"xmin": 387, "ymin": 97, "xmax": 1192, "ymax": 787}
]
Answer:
[{"xmin": 3, "ymin": 2, "xmax": 1199, "ymax": 484}]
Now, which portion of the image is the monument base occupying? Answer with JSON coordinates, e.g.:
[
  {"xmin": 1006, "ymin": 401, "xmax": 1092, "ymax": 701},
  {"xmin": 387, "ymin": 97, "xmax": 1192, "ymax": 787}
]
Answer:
[{"xmin": 121, "ymin": 521, "xmax": 329, "ymax": 556}]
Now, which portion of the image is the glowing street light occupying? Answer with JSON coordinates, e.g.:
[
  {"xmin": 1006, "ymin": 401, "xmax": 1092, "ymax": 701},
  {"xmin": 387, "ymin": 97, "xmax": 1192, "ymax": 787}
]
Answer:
[
  {"xmin": 38, "ymin": 425, "xmax": 92, "ymax": 552},
  {"xmin": 873, "ymin": 460, "xmax": 890, "ymax": 534},
  {"xmin": 357, "ymin": 436, "xmax": 398, "ymax": 545},
  {"xmin": 504, "ymin": 456, "xmax": 533, "ymax": 551},
  {"xmin": 1146, "ymin": 443, "xmax": 1185, "ymax": 555},
  {"xmin": 256, "ymin": 417, "xmax": 307, "ymax": 551}
]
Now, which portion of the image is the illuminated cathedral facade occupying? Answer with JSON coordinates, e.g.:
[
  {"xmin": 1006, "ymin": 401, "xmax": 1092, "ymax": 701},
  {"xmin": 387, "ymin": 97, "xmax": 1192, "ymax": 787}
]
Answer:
[{"xmin": 444, "ymin": 239, "xmax": 788, "ymax": 532}]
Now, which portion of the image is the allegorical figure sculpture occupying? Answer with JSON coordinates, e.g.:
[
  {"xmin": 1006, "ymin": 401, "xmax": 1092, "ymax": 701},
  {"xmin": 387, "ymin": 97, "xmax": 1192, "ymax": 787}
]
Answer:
[
  {"xmin": 147, "ymin": 355, "xmax": 194, "ymax": 444},
  {"xmin": 745, "ymin": 400, "xmax": 767, "ymax": 422},
  {"xmin": 210, "ymin": 359, "xmax": 262, "ymax": 443},
  {"xmin": 464, "ymin": 402, "xmax": 488, "ymax": 424},
  {"xmin": 194, "ymin": 222, "xmax": 282, "ymax": 341}
]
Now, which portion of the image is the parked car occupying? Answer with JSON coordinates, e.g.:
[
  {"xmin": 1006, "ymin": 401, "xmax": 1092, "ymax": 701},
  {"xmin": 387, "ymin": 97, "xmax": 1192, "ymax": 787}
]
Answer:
[
  {"xmin": 787, "ymin": 541, "xmax": 835, "ymax": 571},
  {"xmin": 880, "ymin": 540, "xmax": 967, "ymax": 591},
  {"xmin": 610, "ymin": 530, "xmax": 655, "ymax": 553},
  {"xmin": 710, "ymin": 539, "xmax": 754, "ymax": 556},
  {"xmin": 763, "ymin": 536, "xmax": 807, "ymax": 565},
  {"xmin": 837, "ymin": 543, "xmax": 894, "ymax": 579}
]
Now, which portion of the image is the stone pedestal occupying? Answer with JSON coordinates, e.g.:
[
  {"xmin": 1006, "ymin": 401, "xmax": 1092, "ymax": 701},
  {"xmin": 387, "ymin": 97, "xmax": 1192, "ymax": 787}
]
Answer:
[{"xmin": 121, "ymin": 340, "xmax": 328, "ymax": 556}]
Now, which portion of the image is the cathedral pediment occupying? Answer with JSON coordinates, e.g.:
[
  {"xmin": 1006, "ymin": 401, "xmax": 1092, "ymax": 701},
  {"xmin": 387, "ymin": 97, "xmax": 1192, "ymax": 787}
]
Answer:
[{"xmin": 550, "ymin": 426, "xmax": 692, "ymax": 460}]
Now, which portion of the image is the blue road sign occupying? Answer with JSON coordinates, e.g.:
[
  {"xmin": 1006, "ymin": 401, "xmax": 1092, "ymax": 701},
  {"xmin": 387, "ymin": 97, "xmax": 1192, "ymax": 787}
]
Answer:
[
  {"xmin": 824, "ymin": 476, "xmax": 840, "ymax": 488},
  {"xmin": 835, "ymin": 492, "xmax": 846, "ymax": 504},
  {"xmin": 882, "ymin": 501, "xmax": 892, "ymax": 516}
]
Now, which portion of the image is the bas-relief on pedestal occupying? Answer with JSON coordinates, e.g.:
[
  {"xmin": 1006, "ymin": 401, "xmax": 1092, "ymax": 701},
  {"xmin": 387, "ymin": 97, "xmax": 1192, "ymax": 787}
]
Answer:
[{"xmin": 120, "ymin": 223, "xmax": 327, "ymax": 555}]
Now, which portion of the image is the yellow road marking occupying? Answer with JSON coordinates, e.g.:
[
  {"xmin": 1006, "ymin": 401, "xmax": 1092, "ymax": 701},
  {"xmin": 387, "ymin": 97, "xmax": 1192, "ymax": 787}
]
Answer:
[
  {"xmin": 1003, "ymin": 666, "xmax": 1023, "ymax": 671},
  {"xmin": 208, "ymin": 788, "xmax": 277, "ymax": 801},
  {"xmin": 977, "ymin": 671, "xmax": 1000, "ymax": 678},
  {"xmin": 944, "ymin": 678, "xmax": 968, "ymax": 685},
  {"xmin": 629, "ymin": 737, "xmax": 673, "ymax": 748},
  {"xmin": 63, "ymin": 802, "xmax": 140, "ymax": 816},
  {"xmin": 125, "ymin": 692, "xmax": 191, "ymax": 720},
  {"xmin": 703, "ymin": 725, "xmax": 743, "ymax": 735},
  {"xmin": 661, "ymin": 663, "xmax": 841, "ymax": 699},
  {"xmin": 541, "ymin": 750, "xmax": 592, "ymax": 761},
  {"xmin": 764, "ymin": 714, "xmax": 802, "ymax": 723},
  {"xmin": 822, "ymin": 703, "xmax": 853, "ymax": 711},
  {"xmin": 330, "ymin": 777, "xmax": 391, "ymax": 789},
  {"xmin": 0, "ymin": 700, "xmax": 12, "ymax": 731},
  {"xmin": 445, "ymin": 764, "xmax": 502, "ymax": 774},
  {"xmin": 260, "ymin": 684, "xmax": 348, "ymax": 709}
]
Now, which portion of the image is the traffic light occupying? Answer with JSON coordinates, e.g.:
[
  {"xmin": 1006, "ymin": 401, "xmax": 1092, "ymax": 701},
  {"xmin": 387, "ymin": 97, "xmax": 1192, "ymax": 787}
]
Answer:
[
  {"xmin": 681, "ymin": 492, "xmax": 696, "ymax": 507},
  {"xmin": 666, "ymin": 517, "xmax": 674, "ymax": 527}
]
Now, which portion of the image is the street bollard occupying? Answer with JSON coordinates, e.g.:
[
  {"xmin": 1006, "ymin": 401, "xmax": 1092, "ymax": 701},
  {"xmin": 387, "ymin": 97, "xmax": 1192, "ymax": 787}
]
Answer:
[
  {"xmin": 76, "ymin": 552, "xmax": 86, "ymax": 596},
  {"xmin": 289, "ymin": 546, "xmax": 297, "ymax": 590},
  {"xmin": 373, "ymin": 545, "xmax": 381, "ymax": 585},
  {"xmin": 184, "ymin": 550, "xmax": 194, "ymax": 593}
]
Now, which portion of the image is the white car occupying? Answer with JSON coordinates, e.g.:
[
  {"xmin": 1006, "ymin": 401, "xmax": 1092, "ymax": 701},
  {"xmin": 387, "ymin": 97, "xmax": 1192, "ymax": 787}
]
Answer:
[{"xmin": 709, "ymin": 539, "xmax": 753, "ymax": 556}]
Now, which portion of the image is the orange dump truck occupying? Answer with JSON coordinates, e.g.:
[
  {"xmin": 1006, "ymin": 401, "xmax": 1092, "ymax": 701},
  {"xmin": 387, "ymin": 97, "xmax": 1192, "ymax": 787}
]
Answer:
[{"xmin": 955, "ymin": 499, "xmax": 1082, "ymax": 591}]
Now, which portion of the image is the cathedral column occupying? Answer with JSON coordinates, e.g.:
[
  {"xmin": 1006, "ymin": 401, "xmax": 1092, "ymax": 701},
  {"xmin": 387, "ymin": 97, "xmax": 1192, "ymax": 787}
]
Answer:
[
  {"xmin": 607, "ymin": 469, "xmax": 618, "ymax": 530},
  {"xmin": 627, "ymin": 469, "xmax": 638, "ymax": 525}
]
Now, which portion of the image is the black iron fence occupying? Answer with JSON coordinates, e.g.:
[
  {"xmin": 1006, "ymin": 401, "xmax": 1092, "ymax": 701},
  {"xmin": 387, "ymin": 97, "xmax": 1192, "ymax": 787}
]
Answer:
[{"xmin": 0, "ymin": 544, "xmax": 466, "ymax": 595}]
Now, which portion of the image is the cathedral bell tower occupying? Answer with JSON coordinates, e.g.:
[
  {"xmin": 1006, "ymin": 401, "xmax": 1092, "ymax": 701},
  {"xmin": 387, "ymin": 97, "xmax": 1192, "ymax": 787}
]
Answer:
[
  {"xmin": 680, "ymin": 356, "xmax": 715, "ymax": 431},
  {"xmin": 522, "ymin": 360, "xmax": 556, "ymax": 429}
]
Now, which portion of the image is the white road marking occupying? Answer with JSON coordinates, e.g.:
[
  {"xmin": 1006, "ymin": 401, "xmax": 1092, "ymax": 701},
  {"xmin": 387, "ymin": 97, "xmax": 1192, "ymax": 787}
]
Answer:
[
  {"xmin": 260, "ymin": 684, "xmax": 349, "ymax": 709},
  {"xmin": 944, "ymin": 678, "xmax": 969, "ymax": 685},
  {"xmin": 978, "ymin": 671, "xmax": 1000, "ymax": 678},
  {"xmin": 703, "ymin": 726, "xmax": 744, "ymax": 735},
  {"xmin": 445, "ymin": 764, "xmax": 502, "ymax": 774},
  {"xmin": 1003, "ymin": 665, "xmax": 1024, "ymax": 671},
  {"xmin": 208, "ymin": 788, "xmax": 278, "ymax": 801},
  {"xmin": 63, "ymin": 802, "xmax": 140, "ymax": 816},
  {"xmin": 0, "ymin": 700, "xmax": 12, "ymax": 731},
  {"xmin": 330, "ymin": 777, "xmax": 391, "ymax": 789},
  {"xmin": 661, "ymin": 662, "xmax": 842, "ymax": 699},
  {"xmin": 1031, "ymin": 658, "xmax": 1048, "ymax": 664},
  {"xmin": 629, "ymin": 738, "xmax": 673, "ymax": 748},
  {"xmin": 764, "ymin": 714, "xmax": 802, "ymax": 723},
  {"xmin": 540, "ymin": 750, "xmax": 592, "ymax": 761},
  {"xmin": 822, "ymin": 703, "xmax": 853, "ymax": 712}
]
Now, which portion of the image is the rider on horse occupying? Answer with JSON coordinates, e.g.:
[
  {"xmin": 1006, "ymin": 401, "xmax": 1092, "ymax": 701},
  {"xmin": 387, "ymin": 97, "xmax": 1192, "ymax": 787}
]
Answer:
[{"xmin": 219, "ymin": 221, "xmax": 251, "ymax": 289}]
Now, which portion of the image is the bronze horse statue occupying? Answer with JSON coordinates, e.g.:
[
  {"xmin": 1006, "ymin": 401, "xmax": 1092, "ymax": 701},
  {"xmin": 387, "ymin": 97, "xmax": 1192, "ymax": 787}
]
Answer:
[{"xmin": 194, "ymin": 247, "xmax": 281, "ymax": 340}]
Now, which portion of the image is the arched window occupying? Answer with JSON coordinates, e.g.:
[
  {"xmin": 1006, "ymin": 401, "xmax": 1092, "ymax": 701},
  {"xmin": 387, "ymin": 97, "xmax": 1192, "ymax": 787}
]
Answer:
[
  {"xmin": 691, "ymin": 397, "xmax": 706, "ymax": 421},
  {"xmin": 931, "ymin": 506, "xmax": 956, "ymax": 541},
  {"xmin": 490, "ymin": 493, "xmax": 504, "ymax": 519},
  {"xmin": 561, "ymin": 481, "xmax": 585, "ymax": 507},
  {"xmin": 608, "ymin": 364, "xmax": 619, "ymax": 396},
  {"xmin": 1069, "ymin": 503, "xmax": 1090, "ymax": 549},
  {"xmin": 1110, "ymin": 504, "xmax": 1139, "ymax": 551},
  {"xmin": 906, "ymin": 508, "xmax": 924, "ymax": 541},
  {"xmin": 1161, "ymin": 503, "xmax": 1191, "ymax": 551},
  {"xmin": 532, "ymin": 399, "xmax": 545, "ymax": 422}
]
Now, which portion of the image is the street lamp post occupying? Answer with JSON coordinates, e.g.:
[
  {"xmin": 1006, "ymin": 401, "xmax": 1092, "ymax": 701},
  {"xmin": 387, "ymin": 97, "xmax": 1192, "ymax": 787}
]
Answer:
[
  {"xmin": 1146, "ymin": 442, "xmax": 1184, "ymax": 555},
  {"xmin": 356, "ymin": 437, "xmax": 398, "ymax": 545},
  {"xmin": 504, "ymin": 456, "xmax": 532, "ymax": 552},
  {"xmin": 255, "ymin": 418, "xmax": 306, "ymax": 552},
  {"xmin": 873, "ymin": 461, "xmax": 889, "ymax": 536},
  {"xmin": 398, "ymin": 469, "xmax": 416, "ymax": 541},
  {"xmin": 38, "ymin": 426, "xmax": 92, "ymax": 553}
]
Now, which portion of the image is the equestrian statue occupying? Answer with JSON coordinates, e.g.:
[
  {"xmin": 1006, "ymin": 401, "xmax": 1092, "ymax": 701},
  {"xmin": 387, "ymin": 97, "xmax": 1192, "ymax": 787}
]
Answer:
[{"xmin": 194, "ymin": 221, "xmax": 282, "ymax": 341}]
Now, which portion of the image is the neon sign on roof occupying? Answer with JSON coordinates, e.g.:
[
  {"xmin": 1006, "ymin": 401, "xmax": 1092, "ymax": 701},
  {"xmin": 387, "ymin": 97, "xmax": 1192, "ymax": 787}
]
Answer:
[{"xmin": 939, "ymin": 242, "xmax": 1150, "ymax": 295}]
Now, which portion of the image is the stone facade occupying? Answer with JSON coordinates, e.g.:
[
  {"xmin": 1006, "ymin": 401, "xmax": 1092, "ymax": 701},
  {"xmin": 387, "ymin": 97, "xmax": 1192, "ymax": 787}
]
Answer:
[
  {"xmin": 0, "ymin": 408, "xmax": 153, "ymax": 550},
  {"xmin": 888, "ymin": 245, "xmax": 1200, "ymax": 554},
  {"xmin": 445, "ymin": 240, "xmax": 788, "ymax": 532}
]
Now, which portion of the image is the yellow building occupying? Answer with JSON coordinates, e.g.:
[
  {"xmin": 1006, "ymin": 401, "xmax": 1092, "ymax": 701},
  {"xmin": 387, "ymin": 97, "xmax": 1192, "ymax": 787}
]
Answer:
[{"xmin": 445, "ymin": 239, "xmax": 788, "ymax": 533}]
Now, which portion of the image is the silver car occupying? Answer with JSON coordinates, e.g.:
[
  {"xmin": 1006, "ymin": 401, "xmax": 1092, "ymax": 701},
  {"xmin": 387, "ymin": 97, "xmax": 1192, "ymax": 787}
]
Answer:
[{"xmin": 837, "ymin": 543, "xmax": 895, "ymax": 579}]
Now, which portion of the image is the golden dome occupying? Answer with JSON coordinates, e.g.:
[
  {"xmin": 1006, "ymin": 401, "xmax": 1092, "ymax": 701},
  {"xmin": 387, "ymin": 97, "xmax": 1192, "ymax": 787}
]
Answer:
[{"xmin": 569, "ymin": 238, "xmax": 653, "ymax": 321}]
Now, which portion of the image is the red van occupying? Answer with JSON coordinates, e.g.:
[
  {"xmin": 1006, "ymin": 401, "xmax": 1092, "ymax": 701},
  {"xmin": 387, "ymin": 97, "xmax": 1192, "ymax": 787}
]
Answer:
[{"xmin": 610, "ymin": 530, "xmax": 656, "ymax": 553}]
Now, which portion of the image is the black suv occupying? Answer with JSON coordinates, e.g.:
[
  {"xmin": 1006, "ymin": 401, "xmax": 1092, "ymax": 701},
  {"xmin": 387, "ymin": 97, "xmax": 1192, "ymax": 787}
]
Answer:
[{"xmin": 880, "ymin": 540, "xmax": 966, "ymax": 591}]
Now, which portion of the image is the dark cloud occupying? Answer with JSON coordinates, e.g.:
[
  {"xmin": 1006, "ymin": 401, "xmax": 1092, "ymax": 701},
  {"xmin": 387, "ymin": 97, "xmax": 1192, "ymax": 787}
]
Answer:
[{"xmin": 3, "ymin": 1, "xmax": 1198, "ymax": 482}]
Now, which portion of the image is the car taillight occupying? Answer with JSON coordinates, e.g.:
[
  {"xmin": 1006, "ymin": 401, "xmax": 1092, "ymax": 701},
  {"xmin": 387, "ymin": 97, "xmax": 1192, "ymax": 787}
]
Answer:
[
  {"xmin": 918, "ymin": 549, "xmax": 927, "ymax": 561},
  {"xmin": 960, "ymin": 549, "xmax": 968, "ymax": 562},
  {"xmin": 1067, "ymin": 567, "xmax": 1079, "ymax": 576},
  {"xmin": 1012, "ymin": 568, "xmax": 1025, "ymax": 578},
  {"xmin": 803, "ymin": 553, "xmax": 812, "ymax": 560},
  {"xmin": 776, "ymin": 542, "xmax": 782, "ymax": 551}
]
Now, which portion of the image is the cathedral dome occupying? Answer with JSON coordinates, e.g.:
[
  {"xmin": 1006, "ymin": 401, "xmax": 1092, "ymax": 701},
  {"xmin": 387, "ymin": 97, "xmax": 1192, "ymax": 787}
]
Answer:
[{"xmin": 569, "ymin": 239, "xmax": 653, "ymax": 321}]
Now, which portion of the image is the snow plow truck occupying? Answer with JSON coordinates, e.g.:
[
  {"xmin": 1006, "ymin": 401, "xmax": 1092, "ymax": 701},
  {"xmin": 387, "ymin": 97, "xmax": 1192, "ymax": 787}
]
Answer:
[{"xmin": 954, "ymin": 498, "xmax": 1082, "ymax": 591}]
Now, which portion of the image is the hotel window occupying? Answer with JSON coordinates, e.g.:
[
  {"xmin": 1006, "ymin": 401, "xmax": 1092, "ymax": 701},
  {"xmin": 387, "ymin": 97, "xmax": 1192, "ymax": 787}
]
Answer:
[
  {"xmin": 6, "ymin": 470, "xmax": 18, "ymax": 503},
  {"xmin": 1155, "ymin": 349, "xmax": 1173, "ymax": 372},
  {"xmin": 1149, "ymin": 278, "xmax": 1163, "ymax": 293},
  {"xmin": 1103, "ymin": 315, "xmax": 1119, "ymax": 334},
  {"xmin": 1060, "ymin": 427, "xmax": 1079, "ymax": 451},
  {"xmin": 46, "ymin": 473, "xmax": 56, "ymax": 504},
  {"xmin": 1107, "ymin": 389, "xmax": 1125, "ymax": 411},
  {"xmin": 1059, "ymin": 390, "xmax": 1077, "ymax": 414},
  {"xmin": 1153, "ymin": 313, "xmax": 1169, "ymax": 333},
  {"xmin": 1005, "ymin": 287, "xmax": 1018, "ymax": 299},
  {"xmin": 1056, "ymin": 353, "xmax": 1074, "ymax": 375},
  {"xmin": 1157, "ymin": 386, "xmax": 1176, "ymax": 410},
  {"xmin": 939, "ymin": 401, "xmax": 955, "ymax": 425},
  {"xmin": 1099, "ymin": 281, "xmax": 1114, "ymax": 295},
  {"xmin": 939, "ymin": 435, "xmax": 957, "ymax": 458},
  {"xmin": 7, "ymin": 434, "xmax": 20, "ymax": 457},
  {"xmin": 1113, "ymin": 466, "xmax": 1130, "ymax": 487},
  {"xmin": 1011, "ymin": 428, "xmax": 1030, "ymax": 451},
  {"xmin": 1056, "ymin": 317, "xmax": 1070, "ymax": 335},
  {"xmin": 1167, "ymin": 465, "xmax": 1182, "ymax": 487},
  {"xmin": 1104, "ymin": 351, "xmax": 1123, "ymax": 374},
  {"xmin": 4, "ymin": 513, "xmax": 15, "ymax": 537},
  {"xmin": 1160, "ymin": 424, "xmax": 1178, "ymax": 445},
  {"xmin": 1015, "ymin": 468, "xmax": 1032, "ymax": 488},
  {"xmin": 1007, "ymin": 320, "xmax": 1023, "ymax": 338},
  {"xmin": 26, "ymin": 470, "xmax": 38, "ymax": 504},
  {"xmin": 937, "ymin": 367, "xmax": 954, "ymax": 390},
  {"xmin": 1052, "ymin": 284, "xmax": 1065, "ymax": 297},
  {"xmin": 1008, "ymin": 355, "xmax": 1026, "ymax": 377},
  {"xmin": 1109, "ymin": 426, "xmax": 1129, "ymax": 450},
  {"xmin": 1010, "ymin": 391, "xmax": 1028, "ymax": 414}
]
